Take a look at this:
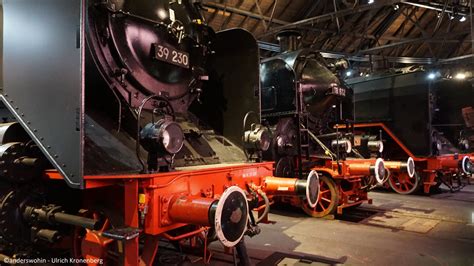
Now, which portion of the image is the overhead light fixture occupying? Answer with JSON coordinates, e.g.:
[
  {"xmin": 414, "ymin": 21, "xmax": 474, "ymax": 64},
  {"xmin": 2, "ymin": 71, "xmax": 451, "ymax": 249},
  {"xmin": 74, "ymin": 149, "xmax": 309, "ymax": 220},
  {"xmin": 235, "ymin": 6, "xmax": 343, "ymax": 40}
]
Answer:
[
  {"xmin": 368, "ymin": 0, "xmax": 375, "ymax": 4},
  {"xmin": 393, "ymin": 4, "xmax": 399, "ymax": 10},
  {"xmin": 437, "ymin": 12, "xmax": 442, "ymax": 18},
  {"xmin": 449, "ymin": 14, "xmax": 455, "ymax": 20},
  {"xmin": 455, "ymin": 73, "xmax": 466, "ymax": 80},
  {"xmin": 346, "ymin": 70, "xmax": 353, "ymax": 77},
  {"xmin": 427, "ymin": 72, "xmax": 436, "ymax": 80},
  {"xmin": 459, "ymin": 16, "xmax": 466, "ymax": 22}
]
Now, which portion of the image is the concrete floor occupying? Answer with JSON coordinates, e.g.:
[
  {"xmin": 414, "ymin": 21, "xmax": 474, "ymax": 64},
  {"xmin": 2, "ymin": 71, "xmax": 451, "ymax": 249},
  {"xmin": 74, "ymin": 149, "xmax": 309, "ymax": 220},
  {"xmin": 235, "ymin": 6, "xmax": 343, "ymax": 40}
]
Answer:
[{"xmin": 239, "ymin": 184, "xmax": 474, "ymax": 265}]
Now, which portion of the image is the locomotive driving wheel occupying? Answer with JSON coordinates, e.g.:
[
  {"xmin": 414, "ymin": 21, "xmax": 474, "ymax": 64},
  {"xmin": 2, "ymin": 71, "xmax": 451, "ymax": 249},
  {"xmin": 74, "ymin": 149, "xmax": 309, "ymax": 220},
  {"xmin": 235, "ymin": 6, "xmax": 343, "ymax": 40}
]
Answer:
[
  {"xmin": 302, "ymin": 175, "xmax": 338, "ymax": 218},
  {"xmin": 275, "ymin": 157, "xmax": 294, "ymax": 178},
  {"xmin": 388, "ymin": 172, "xmax": 420, "ymax": 195}
]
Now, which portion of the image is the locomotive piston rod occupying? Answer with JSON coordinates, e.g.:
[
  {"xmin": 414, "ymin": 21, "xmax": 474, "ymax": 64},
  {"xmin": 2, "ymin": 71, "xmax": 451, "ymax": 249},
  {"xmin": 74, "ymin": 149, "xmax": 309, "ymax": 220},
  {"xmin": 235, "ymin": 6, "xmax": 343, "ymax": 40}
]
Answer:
[{"xmin": 23, "ymin": 205, "xmax": 101, "ymax": 230}]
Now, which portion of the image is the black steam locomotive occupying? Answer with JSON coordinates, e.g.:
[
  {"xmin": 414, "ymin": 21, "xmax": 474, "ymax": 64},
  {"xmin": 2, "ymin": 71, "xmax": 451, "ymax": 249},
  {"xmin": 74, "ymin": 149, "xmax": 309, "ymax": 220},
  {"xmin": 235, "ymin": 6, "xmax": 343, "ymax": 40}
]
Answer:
[
  {"xmin": 347, "ymin": 70, "xmax": 474, "ymax": 194},
  {"xmin": 0, "ymin": 1, "xmax": 319, "ymax": 264},
  {"xmin": 259, "ymin": 31, "xmax": 392, "ymax": 218}
]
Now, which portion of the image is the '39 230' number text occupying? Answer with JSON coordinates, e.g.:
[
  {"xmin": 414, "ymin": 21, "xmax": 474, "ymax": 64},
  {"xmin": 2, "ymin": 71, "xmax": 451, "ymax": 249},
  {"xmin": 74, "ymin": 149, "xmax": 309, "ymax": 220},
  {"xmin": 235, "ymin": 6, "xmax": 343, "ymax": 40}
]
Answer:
[{"xmin": 152, "ymin": 43, "xmax": 189, "ymax": 69}]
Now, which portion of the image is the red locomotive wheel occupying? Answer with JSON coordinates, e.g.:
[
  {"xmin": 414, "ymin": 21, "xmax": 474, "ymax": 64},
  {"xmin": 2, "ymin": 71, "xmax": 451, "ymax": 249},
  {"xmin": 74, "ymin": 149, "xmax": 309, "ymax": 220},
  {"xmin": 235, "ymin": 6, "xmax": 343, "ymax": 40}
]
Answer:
[
  {"xmin": 388, "ymin": 172, "xmax": 421, "ymax": 195},
  {"xmin": 302, "ymin": 175, "xmax": 338, "ymax": 218}
]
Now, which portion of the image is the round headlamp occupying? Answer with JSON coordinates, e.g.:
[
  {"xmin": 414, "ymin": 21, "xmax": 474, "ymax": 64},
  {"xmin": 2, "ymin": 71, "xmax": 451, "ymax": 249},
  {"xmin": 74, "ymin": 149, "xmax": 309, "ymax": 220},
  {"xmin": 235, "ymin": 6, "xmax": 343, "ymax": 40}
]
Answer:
[
  {"xmin": 367, "ymin": 140, "xmax": 384, "ymax": 153},
  {"xmin": 244, "ymin": 124, "xmax": 271, "ymax": 152},
  {"xmin": 459, "ymin": 139, "xmax": 470, "ymax": 150},
  {"xmin": 140, "ymin": 120, "xmax": 185, "ymax": 154},
  {"xmin": 331, "ymin": 138, "xmax": 352, "ymax": 154}
]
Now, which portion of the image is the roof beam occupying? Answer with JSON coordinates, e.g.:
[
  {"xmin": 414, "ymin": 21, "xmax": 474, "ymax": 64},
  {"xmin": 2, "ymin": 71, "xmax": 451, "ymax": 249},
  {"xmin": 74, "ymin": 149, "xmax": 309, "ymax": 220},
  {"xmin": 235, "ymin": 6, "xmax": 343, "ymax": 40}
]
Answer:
[
  {"xmin": 258, "ymin": 41, "xmax": 474, "ymax": 65},
  {"xmin": 258, "ymin": 0, "xmax": 402, "ymax": 38},
  {"xmin": 401, "ymin": 1, "xmax": 471, "ymax": 16},
  {"xmin": 204, "ymin": 2, "xmax": 416, "ymax": 44},
  {"xmin": 203, "ymin": 1, "xmax": 288, "ymax": 25},
  {"xmin": 358, "ymin": 29, "xmax": 471, "ymax": 53}
]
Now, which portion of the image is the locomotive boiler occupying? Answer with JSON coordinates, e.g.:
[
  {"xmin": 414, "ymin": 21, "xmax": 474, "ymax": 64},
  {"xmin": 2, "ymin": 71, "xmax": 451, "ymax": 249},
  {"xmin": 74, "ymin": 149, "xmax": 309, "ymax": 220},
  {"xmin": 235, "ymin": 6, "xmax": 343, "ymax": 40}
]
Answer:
[
  {"xmin": 0, "ymin": 1, "xmax": 318, "ymax": 264},
  {"xmin": 346, "ymin": 70, "xmax": 474, "ymax": 194},
  {"xmin": 259, "ymin": 30, "xmax": 413, "ymax": 218}
]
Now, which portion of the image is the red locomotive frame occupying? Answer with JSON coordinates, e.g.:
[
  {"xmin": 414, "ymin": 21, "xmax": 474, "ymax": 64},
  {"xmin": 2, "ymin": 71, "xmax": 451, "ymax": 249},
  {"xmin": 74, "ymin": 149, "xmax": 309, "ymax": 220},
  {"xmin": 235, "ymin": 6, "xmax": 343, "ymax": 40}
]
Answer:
[
  {"xmin": 43, "ymin": 162, "xmax": 315, "ymax": 265},
  {"xmin": 350, "ymin": 123, "xmax": 473, "ymax": 194}
]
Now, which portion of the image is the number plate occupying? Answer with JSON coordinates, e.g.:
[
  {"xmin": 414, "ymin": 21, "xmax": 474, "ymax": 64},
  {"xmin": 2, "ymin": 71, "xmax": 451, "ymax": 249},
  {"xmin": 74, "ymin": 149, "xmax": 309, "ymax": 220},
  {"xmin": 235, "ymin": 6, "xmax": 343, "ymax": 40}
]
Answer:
[
  {"xmin": 152, "ymin": 43, "xmax": 189, "ymax": 69},
  {"xmin": 330, "ymin": 85, "xmax": 346, "ymax": 96}
]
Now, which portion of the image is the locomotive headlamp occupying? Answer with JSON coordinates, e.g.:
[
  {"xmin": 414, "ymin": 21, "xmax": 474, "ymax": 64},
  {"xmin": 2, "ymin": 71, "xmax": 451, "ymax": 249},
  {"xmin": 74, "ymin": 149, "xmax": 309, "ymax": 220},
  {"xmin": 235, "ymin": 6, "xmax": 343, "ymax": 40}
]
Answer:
[
  {"xmin": 243, "ymin": 124, "xmax": 271, "ymax": 152},
  {"xmin": 459, "ymin": 139, "xmax": 470, "ymax": 150},
  {"xmin": 331, "ymin": 138, "xmax": 352, "ymax": 154},
  {"xmin": 367, "ymin": 140, "xmax": 384, "ymax": 153},
  {"xmin": 140, "ymin": 119, "xmax": 185, "ymax": 154}
]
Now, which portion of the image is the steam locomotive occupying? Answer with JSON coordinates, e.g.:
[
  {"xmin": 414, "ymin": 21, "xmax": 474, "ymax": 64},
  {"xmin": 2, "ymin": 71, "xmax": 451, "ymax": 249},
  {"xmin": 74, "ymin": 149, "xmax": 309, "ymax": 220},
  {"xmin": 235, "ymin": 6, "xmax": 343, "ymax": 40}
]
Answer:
[
  {"xmin": 346, "ymin": 70, "xmax": 474, "ymax": 194},
  {"xmin": 0, "ymin": 1, "xmax": 318, "ymax": 264},
  {"xmin": 259, "ymin": 30, "xmax": 414, "ymax": 218}
]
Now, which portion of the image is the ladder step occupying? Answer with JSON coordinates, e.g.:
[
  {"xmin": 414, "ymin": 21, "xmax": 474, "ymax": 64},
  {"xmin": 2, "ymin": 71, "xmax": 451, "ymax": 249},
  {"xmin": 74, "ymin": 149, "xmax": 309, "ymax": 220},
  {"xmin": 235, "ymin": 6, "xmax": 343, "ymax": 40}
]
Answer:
[{"xmin": 102, "ymin": 227, "xmax": 141, "ymax": 241}]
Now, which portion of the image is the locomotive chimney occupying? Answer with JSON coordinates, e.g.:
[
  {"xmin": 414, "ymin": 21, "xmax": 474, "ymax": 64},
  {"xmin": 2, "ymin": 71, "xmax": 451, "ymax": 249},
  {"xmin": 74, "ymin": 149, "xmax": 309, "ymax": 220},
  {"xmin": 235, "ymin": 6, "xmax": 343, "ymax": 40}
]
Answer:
[{"xmin": 276, "ymin": 30, "xmax": 302, "ymax": 53}]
